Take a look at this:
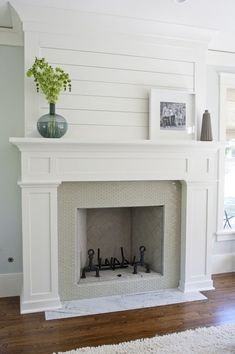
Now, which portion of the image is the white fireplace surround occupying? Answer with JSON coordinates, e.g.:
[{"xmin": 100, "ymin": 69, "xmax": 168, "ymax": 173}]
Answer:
[{"xmin": 10, "ymin": 138, "xmax": 219, "ymax": 314}]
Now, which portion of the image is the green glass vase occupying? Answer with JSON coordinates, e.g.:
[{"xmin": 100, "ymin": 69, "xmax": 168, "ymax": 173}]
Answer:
[{"xmin": 37, "ymin": 103, "xmax": 68, "ymax": 138}]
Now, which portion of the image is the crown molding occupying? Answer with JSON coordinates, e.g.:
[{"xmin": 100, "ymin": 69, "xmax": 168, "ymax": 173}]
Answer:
[
  {"xmin": 0, "ymin": 4, "xmax": 23, "ymax": 46},
  {"xmin": 9, "ymin": 1, "xmax": 217, "ymax": 49}
]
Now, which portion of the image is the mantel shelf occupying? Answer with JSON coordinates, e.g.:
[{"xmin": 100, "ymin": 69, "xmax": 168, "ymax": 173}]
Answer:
[{"xmin": 10, "ymin": 137, "xmax": 221, "ymax": 153}]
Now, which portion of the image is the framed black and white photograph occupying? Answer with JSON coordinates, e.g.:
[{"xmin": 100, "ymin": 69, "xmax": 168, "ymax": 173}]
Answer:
[
  {"xmin": 149, "ymin": 88, "xmax": 196, "ymax": 140},
  {"xmin": 160, "ymin": 101, "xmax": 186, "ymax": 130}
]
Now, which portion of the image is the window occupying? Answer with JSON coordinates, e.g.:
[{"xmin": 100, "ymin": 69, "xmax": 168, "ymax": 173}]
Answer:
[
  {"xmin": 224, "ymin": 89, "xmax": 235, "ymax": 230},
  {"xmin": 218, "ymin": 73, "xmax": 235, "ymax": 238}
]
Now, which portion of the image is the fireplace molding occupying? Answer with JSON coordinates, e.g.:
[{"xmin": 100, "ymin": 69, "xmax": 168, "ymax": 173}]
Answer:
[{"xmin": 10, "ymin": 138, "xmax": 219, "ymax": 313}]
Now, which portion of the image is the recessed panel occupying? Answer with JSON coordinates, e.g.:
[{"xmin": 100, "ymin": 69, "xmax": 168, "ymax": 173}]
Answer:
[
  {"xmin": 29, "ymin": 157, "xmax": 51, "ymax": 174},
  {"xmin": 29, "ymin": 192, "xmax": 51, "ymax": 295}
]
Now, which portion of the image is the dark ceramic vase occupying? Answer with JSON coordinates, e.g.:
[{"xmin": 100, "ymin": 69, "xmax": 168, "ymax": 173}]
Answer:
[
  {"xmin": 200, "ymin": 110, "xmax": 213, "ymax": 141},
  {"xmin": 37, "ymin": 103, "xmax": 68, "ymax": 138}
]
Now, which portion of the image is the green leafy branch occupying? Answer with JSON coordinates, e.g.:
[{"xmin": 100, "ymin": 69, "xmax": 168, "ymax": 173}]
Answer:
[{"xmin": 26, "ymin": 57, "xmax": 71, "ymax": 104}]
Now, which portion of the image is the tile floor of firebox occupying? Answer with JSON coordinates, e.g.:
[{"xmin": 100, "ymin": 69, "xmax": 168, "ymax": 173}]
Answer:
[{"xmin": 45, "ymin": 289, "xmax": 207, "ymax": 320}]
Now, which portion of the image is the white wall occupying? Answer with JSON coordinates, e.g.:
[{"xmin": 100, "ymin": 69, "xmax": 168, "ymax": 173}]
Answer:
[{"xmin": 0, "ymin": 45, "xmax": 24, "ymax": 295}]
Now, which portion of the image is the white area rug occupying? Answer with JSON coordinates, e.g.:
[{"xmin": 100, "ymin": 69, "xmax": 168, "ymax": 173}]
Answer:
[
  {"xmin": 45, "ymin": 288, "xmax": 206, "ymax": 320},
  {"xmin": 53, "ymin": 323, "xmax": 235, "ymax": 354}
]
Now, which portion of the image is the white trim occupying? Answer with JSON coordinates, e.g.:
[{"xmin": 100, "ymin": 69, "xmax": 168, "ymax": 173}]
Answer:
[
  {"xmin": 10, "ymin": 138, "xmax": 219, "ymax": 184},
  {"xmin": 0, "ymin": 273, "xmax": 23, "ymax": 297},
  {"xmin": 212, "ymin": 253, "xmax": 235, "ymax": 274},
  {"xmin": 18, "ymin": 181, "xmax": 61, "ymax": 188},
  {"xmin": 178, "ymin": 279, "xmax": 214, "ymax": 292},
  {"xmin": 20, "ymin": 296, "xmax": 61, "ymax": 314},
  {"xmin": 216, "ymin": 73, "xmax": 235, "ymax": 233},
  {"xmin": 0, "ymin": 27, "xmax": 23, "ymax": 46},
  {"xmin": 207, "ymin": 50, "xmax": 235, "ymax": 67},
  {"xmin": 9, "ymin": 1, "xmax": 216, "ymax": 46},
  {"xmin": 19, "ymin": 184, "xmax": 60, "ymax": 314},
  {"xmin": 10, "ymin": 138, "xmax": 220, "ymax": 151},
  {"xmin": 0, "ymin": 5, "xmax": 23, "ymax": 46},
  {"xmin": 216, "ymin": 230, "xmax": 235, "ymax": 242}
]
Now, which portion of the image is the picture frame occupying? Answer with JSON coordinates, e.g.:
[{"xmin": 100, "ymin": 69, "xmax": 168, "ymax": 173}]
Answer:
[{"xmin": 149, "ymin": 88, "xmax": 196, "ymax": 140}]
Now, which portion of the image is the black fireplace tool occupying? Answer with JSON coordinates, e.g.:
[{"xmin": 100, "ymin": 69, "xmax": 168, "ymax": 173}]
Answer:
[
  {"xmin": 81, "ymin": 245, "xmax": 150, "ymax": 278},
  {"xmin": 97, "ymin": 246, "xmax": 129, "ymax": 271}
]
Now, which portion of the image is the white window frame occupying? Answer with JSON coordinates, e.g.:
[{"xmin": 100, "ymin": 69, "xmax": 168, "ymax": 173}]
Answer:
[{"xmin": 217, "ymin": 72, "xmax": 235, "ymax": 241}]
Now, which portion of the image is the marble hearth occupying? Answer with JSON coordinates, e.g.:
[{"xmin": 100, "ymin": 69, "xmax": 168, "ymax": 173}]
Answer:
[{"xmin": 10, "ymin": 138, "xmax": 218, "ymax": 313}]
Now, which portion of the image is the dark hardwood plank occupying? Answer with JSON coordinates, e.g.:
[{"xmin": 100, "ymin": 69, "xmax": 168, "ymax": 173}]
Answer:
[{"xmin": 0, "ymin": 273, "xmax": 235, "ymax": 354}]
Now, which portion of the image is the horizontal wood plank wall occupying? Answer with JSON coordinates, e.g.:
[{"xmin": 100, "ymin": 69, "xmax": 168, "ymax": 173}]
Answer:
[{"xmin": 37, "ymin": 41, "xmax": 195, "ymax": 140}]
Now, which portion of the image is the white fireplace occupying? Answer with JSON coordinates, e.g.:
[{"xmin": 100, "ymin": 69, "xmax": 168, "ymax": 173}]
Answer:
[{"xmin": 10, "ymin": 138, "xmax": 218, "ymax": 313}]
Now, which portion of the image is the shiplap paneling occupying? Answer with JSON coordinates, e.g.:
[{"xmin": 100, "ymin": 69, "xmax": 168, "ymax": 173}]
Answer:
[
  {"xmin": 41, "ymin": 47, "xmax": 194, "ymax": 76},
  {"xmin": 39, "ymin": 109, "xmax": 148, "ymax": 127},
  {"xmin": 64, "ymin": 125, "xmax": 147, "ymax": 140},
  {"xmin": 38, "ymin": 44, "xmax": 195, "ymax": 140},
  {"xmin": 40, "ymin": 95, "xmax": 148, "ymax": 113},
  {"xmin": 55, "ymin": 64, "xmax": 194, "ymax": 89},
  {"xmin": 58, "ymin": 81, "xmax": 149, "ymax": 98},
  {"xmin": 39, "ymin": 33, "xmax": 201, "ymax": 62}
]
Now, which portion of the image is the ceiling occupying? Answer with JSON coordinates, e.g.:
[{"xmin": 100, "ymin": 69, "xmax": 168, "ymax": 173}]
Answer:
[{"xmin": 2, "ymin": 0, "xmax": 235, "ymax": 51}]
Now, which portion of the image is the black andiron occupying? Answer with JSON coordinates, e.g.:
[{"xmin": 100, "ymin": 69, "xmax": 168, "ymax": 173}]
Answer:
[
  {"xmin": 81, "ymin": 249, "xmax": 100, "ymax": 278},
  {"xmin": 81, "ymin": 245, "xmax": 150, "ymax": 279},
  {"xmin": 133, "ymin": 246, "xmax": 150, "ymax": 274}
]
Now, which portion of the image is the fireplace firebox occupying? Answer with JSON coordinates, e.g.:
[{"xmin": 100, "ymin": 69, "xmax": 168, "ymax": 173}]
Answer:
[{"xmin": 58, "ymin": 181, "xmax": 180, "ymax": 300}]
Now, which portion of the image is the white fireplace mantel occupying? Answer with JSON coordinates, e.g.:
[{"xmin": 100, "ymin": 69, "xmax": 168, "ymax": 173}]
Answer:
[
  {"xmin": 11, "ymin": 138, "xmax": 219, "ymax": 183},
  {"xmin": 10, "ymin": 137, "xmax": 219, "ymax": 313}
]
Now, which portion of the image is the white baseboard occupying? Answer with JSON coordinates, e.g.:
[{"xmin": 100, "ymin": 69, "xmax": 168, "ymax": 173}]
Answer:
[
  {"xmin": 178, "ymin": 279, "xmax": 214, "ymax": 292},
  {"xmin": 212, "ymin": 253, "xmax": 235, "ymax": 274},
  {"xmin": 20, "ymin": 296, "xmax": 61, "ymax": 314},
  {"xmin": 0, "ymin": 272, "xmax": 23, "ymax": 297}
]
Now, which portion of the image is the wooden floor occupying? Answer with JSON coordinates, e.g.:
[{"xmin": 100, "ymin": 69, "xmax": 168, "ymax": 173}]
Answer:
[{"xmin": 0, "ymin": 273, "xmax": 235, "ymax": 354}]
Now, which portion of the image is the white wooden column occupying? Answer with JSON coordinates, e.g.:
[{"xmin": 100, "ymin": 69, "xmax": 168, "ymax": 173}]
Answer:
[
  {"xmin": 179, "ymin": 181, "xmax": 215, "ymax": 292},
  {"xmin": 19, "ymin": 182, "xmax": 61, "ymax": 313}
]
